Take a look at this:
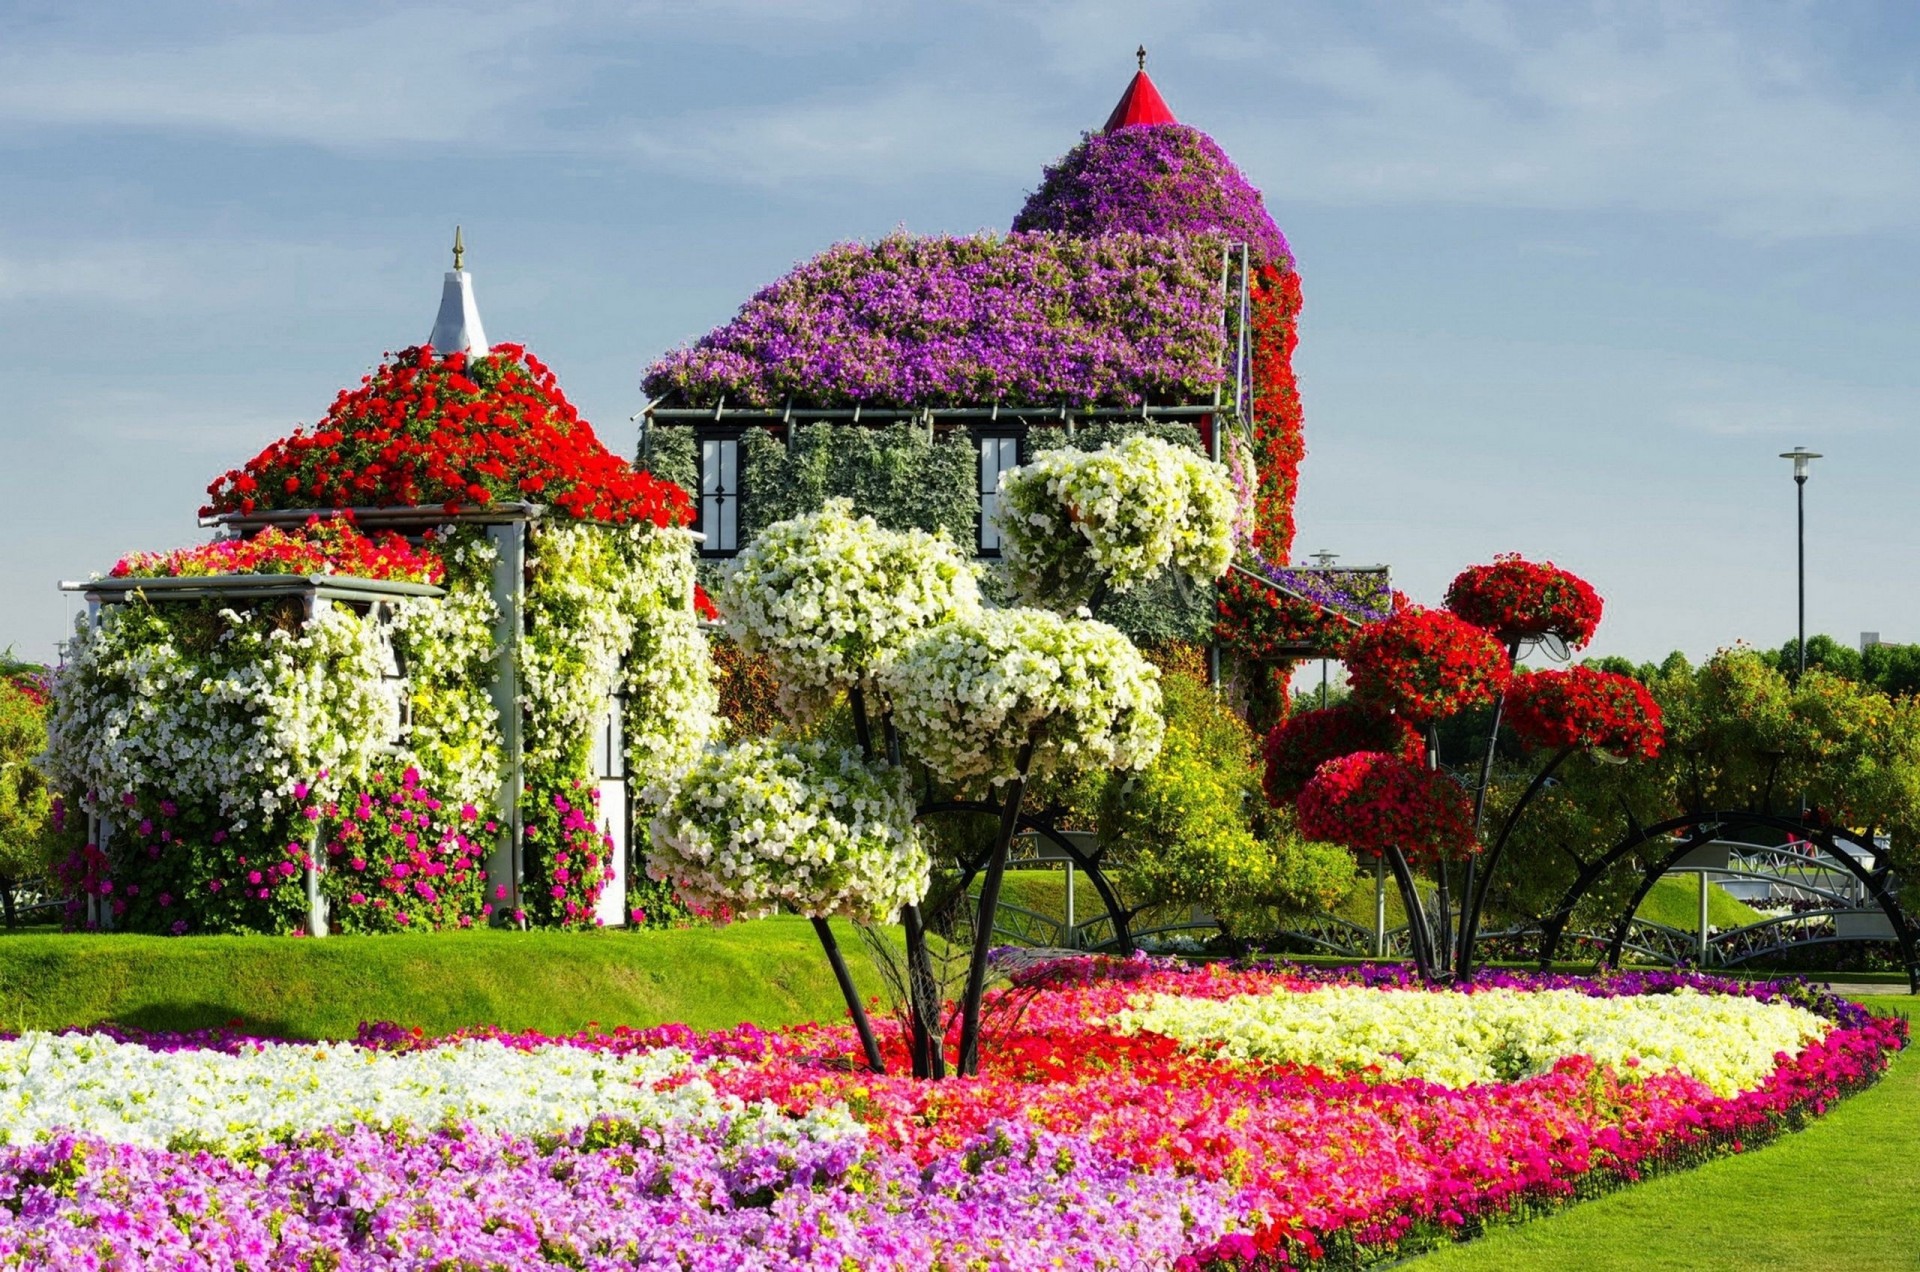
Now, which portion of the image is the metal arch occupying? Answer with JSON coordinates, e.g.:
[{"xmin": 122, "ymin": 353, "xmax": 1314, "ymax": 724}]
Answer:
[
  {"xmin": 916, "ymin": 799, "xmax": 1135, "ymax": 955},
  {"xmin": 1536, "ymin": 809, "xmax": 1915, "ymax": 992}
]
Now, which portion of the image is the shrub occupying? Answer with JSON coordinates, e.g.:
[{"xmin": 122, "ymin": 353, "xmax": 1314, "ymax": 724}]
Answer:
[{"xmin": 1101, "ymin": 671, "xmax": 1352, "ymax": 932}]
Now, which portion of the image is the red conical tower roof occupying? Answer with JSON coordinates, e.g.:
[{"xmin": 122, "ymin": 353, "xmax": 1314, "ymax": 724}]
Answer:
[{"xmin": 1103, "ymin": 46, "xmax": 1178, "ymax": 132}]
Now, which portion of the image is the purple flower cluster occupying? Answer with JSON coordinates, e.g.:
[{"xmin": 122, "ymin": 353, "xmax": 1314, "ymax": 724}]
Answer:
[
  {"xmin": 1261, "ymin": 563, "xmax": 1396, "ymax": 624},
  {"xmin": 0, "ymin": 1121, "xmax": 1237, "ymax": 1270},
  {"xmin": 1014, "ymin": 124, "xmax": 1292, "ymax": 267},
  {"xmin": 642, "ymin": 232, "xmax": 1228, "ymax": 409}
]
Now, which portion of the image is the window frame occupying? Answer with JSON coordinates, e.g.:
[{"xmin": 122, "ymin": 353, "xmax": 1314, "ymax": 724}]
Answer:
[{"xmin": 694, "ymin": 427, "xmax": 746, "ymax": 558}]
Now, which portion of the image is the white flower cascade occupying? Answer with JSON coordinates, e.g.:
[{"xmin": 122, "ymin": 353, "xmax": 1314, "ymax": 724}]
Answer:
[
  {"xmin": 716, "ymin": 498, "xmax": 981, "ymax": 721},
  {"xmin": 648, "ymin": 736, "xmax": 928, "ymax": 922},
  {"xmin": 43, "ymin": 601, "xmax": 400, "ymax": 829},
  {"xmin": 995, "ymin": 435, "xmax": 1236, "ymax": 609},
  {"xmin": 879, "ymin": 608, "xmax": 1166, "ymax": 786},
  {"xmin": 624, "ymin": 526, "xmax": 722, "ymax": 800}
]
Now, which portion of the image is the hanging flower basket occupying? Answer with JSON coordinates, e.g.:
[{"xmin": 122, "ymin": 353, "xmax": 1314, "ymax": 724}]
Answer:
[
  {"xmin": 1506, "ymin": 667, "xmax": 1665, "ymax": 760},
  {"xmin": 1445, "ymin": 555, "xmax": 1603, "ymax": 649},
  {"xmin": 1344, "ymin": 607, "xmax": 1512, "ymax": 725},
  {"xmin": 1296, "ymin": 750, "xmax": 1478, "ymax": 863}
]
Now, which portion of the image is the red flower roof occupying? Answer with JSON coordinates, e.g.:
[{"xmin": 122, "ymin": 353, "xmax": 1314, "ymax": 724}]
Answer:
[{"xmin": 1104, "ymin": 70, "xmax": 1178, "ymax": 132}]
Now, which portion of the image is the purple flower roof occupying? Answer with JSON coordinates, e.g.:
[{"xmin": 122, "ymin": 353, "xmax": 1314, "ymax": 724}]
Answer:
[
  {"xmin": 643, "ymin": 233, "xmax": 1230, "ymax": 409},
  {"xmin": 1014, "ymin": 124, "xmax": 1291, "ymax": 267}
]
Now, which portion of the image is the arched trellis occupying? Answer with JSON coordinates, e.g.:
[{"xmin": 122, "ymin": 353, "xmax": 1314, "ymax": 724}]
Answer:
[
  {"xmin": 916, "ymin": 799, "xmax": 1135, "ymax": 955},
  {"xmin": 1535, "ymin": 809, "xmax": 1918, "ymax": 993}
]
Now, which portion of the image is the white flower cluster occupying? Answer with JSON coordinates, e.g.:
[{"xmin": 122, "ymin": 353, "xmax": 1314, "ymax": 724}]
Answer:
[
  {"xmin": 43, "ymin": 601, "xmax": 400, "ymax": 828},
  {"xmin": 1115, "ymin": 984, "xmax": 1831, "ymax": 1097},
  {"xmin": 647, "ymin": 736, "xmax": 928, "ymax": 921},
  {"xmin": 389, "ymin": 550, "xmax": 502, "ymax": 816},
  {"xmin": 879, "ymin": 608, "xmax": 1165, "ymax": 786},
  {"xmin": 624, "ymin": 527, "xmax": 722, "ymax": 801},
  {"xmin": 716, "ymin": 498, "xmax": 980, "ymax": 721},
  {"xmin": 995, "ymin": 436, "xmax": 1236, "ymax": 608},
  {"xmin": 0, "ymin": 1032, "xmax": 864, "ymax": 1155},
  {"xmin": 519, "ymin": 523, "xmax": 650, "ymax": 775}
]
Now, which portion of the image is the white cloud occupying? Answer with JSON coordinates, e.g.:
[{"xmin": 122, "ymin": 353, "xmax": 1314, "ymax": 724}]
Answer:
[
  {"xmin": 0, "ymin": 6, "xmax": 562, "ymax": 151},
  {"xmin": 1208, "ymin": 2, "xmax": 1920, "ymax": 239}
]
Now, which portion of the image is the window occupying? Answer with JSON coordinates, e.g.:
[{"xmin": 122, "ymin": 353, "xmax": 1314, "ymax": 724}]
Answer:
[
  {"xmin": 977, "ymin": 433, "xmax": 1020, "ymax": 554},
  {"xmin": 698, "ymin": 434, "xmax": 741, "ymax": 555}
]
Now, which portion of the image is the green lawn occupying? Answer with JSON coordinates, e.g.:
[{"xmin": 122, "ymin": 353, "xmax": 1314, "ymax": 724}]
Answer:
[
  {"xmin": 1410, "ymin": 995, "xmax": 1919, "ymax": 1272},
  {"xmin": 0, "ymin": 917, "xmax": 880, "ymax": 1038}
]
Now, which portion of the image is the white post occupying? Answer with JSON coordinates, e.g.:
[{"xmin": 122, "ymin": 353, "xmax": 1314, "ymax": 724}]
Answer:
[
  {"xmin": 485, "ymin": 521, "xmax": 527, "ymax": 926},
  {"xmin": 1697, "ymin": 870, "xmax": 1711, "ymax": 965},
  {"xmin": 1064, "ymin": 859, "xmax": 1075, "ymax": 936},
  {"xmin": 1373, "ymin": 854, "xmax": 1387, "ymax": 958},
  {"xmin": 305, "ymin": 826, "xmax": 327, "ymax": 937}
]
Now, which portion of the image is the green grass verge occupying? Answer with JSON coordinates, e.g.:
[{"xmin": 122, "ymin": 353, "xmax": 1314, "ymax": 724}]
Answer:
[
  {"xmin": 1409, "ymin": 994, "xmax": 1919, "ymax": 1272},
  {"xmin": 0, "ymin": 917, "xmax": 882, "ymax": 1039}
]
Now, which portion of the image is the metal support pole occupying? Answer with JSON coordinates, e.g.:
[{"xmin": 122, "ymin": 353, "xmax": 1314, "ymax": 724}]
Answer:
[
  {"xmin": 957, "ymin": 736, "xmax": 1038, "ymax": 1076},
  {"xmin": 305, "ymin": 826, "xmax": 327, "ymax": 938},
  {"xmin": 812, "ymin": 916, "xmax": 884, "ymax": 1073},
  {"xmin": 486, "ymin": 521, "xmax": 527, "ymax": 927}
]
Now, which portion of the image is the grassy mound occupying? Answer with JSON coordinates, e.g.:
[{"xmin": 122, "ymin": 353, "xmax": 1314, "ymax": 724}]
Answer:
[{"xmin": 0, "ymin": 917, "xmax": 881, "ymax": 1039}]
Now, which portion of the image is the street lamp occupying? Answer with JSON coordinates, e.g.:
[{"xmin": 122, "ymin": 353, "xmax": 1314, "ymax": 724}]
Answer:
[{"xmin": 1779, "ymin": 447, "xmax": 1821, "ymax": 681}]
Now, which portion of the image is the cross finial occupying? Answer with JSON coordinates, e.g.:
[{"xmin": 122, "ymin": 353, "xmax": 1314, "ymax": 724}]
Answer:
[
  {"xmin": 1136, "ymin": 44, "xmax": 1147, "ymax": 71},
  {"xmin": 452, "ymin": 225, "xmax": 465, "ymax": 272}
]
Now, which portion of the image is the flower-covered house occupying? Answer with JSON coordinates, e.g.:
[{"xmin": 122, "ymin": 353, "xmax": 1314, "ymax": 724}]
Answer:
[{"xmin": 638, "ymin": 57, "xmax": 1307, "ymax": 597}]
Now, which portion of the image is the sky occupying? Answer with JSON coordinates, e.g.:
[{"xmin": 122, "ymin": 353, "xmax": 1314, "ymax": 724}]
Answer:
[{"xmin": 2, "ymin": 0, "xmax": 1916, "ymax": 668}]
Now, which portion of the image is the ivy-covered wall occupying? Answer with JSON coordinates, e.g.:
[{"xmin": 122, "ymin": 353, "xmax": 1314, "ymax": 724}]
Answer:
[{"xmin": 642, "ymin": 418, "xmax": 1215, "ymax": 647}]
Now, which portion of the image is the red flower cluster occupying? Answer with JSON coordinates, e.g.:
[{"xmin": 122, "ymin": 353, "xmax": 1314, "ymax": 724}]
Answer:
[
  {"xmin": 1506, "ymin": 667, "xmax": 1666, "ymax": 761},
  {"xmin": 1248, "ymin": 263, "xmax": 1305, "ymax": 562},
  {"xmin": 1262, "ymin": 703, "xmax": 1423, "ymax": 806},
  {"xmin": 1211, "ymin": 572, "xmax": 1350, "ymax": 662},
  {"xmin": 693, "ymin": 583, "xmax": 720, "ymax": 622},
  {"xmin": 1446, "ymin": 555, "xmax": 1603, "ymax": 648},
  {"xmin": 109, "ymin": 516, "xmax": 444, "ymax": 585},
  {"xmin": 1296, "ymin": 750, "xmax": 1478, "ymax": 862},
  {"xmin": 1345, "ymin": 607, "xmax": 1512, "ymax": 725},
  {"xmin": 203, "ymin": 345, "xmax": 693, "ymax": 528}
]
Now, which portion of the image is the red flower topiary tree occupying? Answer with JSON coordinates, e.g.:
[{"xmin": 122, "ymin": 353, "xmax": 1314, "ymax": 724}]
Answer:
[{"xmin": 1265, "ymin": 556, "xmax": 1664, "ymax": 981}]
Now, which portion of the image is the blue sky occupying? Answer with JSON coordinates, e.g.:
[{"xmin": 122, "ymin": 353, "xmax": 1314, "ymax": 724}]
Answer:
[{"xmin": 2, "ymin": 0, "xmax": 1916, "ymax": 667}]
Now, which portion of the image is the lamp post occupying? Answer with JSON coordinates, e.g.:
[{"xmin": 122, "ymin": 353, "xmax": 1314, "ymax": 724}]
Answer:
[
  {"xmin": 1779, "ymin": 448, "xmax": 1821, "ymax": 682},
  {"xmin": 1310, "ymin": 549, "xmax": 1338, "ymax": 707}
]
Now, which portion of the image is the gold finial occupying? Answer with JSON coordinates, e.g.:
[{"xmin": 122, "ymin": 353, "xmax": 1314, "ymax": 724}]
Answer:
[
  {"xmin": 452, "ymin": 225, "xmax": 465, "ymax": 272},
  {"xmin": 1136, "ymin": 44, "xmax": 1147, "ymax": 71}
]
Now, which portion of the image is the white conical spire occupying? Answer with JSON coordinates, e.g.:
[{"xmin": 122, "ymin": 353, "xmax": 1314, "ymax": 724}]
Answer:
[{"xmin": 428, "ymin": 226, "xmax": 489, "ymax": 356}]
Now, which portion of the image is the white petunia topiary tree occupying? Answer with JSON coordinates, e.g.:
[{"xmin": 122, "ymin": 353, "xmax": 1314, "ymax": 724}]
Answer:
[{"xmin": 651, "ymin": 443, "xmax": 1234, "ymax": 1079}]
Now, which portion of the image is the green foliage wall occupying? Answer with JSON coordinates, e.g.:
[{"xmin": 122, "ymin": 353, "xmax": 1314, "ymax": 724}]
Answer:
[
  {"xmin": 640, "ymin": 419, "xmax": 1218, "ymax": 647},
  {"xmin": 742, "ymin": 423, "xmax": 977, "ymax": 545}
]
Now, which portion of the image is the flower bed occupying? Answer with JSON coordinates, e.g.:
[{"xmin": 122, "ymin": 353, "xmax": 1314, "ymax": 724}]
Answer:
[{"xmin": 0, "ymin": 960, "xmax": 1901, "ymax": 1269}]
